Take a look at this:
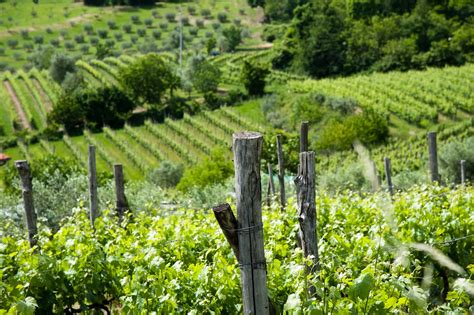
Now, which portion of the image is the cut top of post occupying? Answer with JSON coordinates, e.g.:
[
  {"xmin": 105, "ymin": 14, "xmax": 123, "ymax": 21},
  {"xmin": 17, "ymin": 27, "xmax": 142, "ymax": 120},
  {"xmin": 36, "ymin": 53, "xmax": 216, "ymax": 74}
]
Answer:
[
  {"xmin": 233, "ymin": 131, "xmax": 262, "ymax": 141},
  {"xmin": 15, "ymin": 160, "xmax": 30, "ymax": 177}
]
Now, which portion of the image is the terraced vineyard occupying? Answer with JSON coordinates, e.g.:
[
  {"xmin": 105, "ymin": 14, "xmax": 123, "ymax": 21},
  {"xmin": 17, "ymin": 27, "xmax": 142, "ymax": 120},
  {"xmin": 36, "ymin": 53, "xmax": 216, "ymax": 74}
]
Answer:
[{"xmin": 2, "ymin": 105, "xmax": 266, "ymax": 180}]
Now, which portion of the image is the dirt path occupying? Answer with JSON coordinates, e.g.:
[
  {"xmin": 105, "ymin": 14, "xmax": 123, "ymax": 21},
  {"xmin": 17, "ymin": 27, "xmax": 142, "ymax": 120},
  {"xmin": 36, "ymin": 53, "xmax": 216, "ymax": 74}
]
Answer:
[
  {"xmin": 3, "ymin": 81, "xmax": 31, "ymax": 130},
  {"xmin": 32, "ymin": 78, "xmax": 53, "ymax": 111}
]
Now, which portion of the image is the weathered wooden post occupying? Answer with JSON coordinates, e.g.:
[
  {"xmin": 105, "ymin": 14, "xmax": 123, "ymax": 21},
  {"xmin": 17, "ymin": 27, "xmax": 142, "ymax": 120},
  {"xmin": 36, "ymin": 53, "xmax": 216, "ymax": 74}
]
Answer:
[
  {"xmin": 233, "ymin": 131, "xmax": 270, "ymax": 315},
  {"xmin": 213, "ymin": 203, "xmax": 240, "ymax": 259},
  {"xmin": 88, "ymin": 145, "xmax": 99, "ymax": 227},
  {"xmin": 294, "ymin": 152, "xmax": 319, "ymax": 295},
  {"xmin": 428, "ymin": 132, "xmax": 439, "ymax": 182},
  {"xmin": 114, "ymin": 164, "xmax": 128, "ymax": 223},
  {"xmin": 266, "ymin": 163, "xmax": 275, "ymax": 206},
  {"xmin": 300, "ymin": 121, "xmax": 309, "ymax": 153},
  {"xmin": 276, "ymin": 134, "xmax": 286, "ymax": 211},
  {"xmin": 15, "ymin": 160, "xmax": 38, "ymax": 248},
  {"xmin": 460, "ymin": 160, "xmax": 466, "ymax": 185},
  {"xmin": 384, "ymin": 157, "xmax": 394, "ymax": 196}
]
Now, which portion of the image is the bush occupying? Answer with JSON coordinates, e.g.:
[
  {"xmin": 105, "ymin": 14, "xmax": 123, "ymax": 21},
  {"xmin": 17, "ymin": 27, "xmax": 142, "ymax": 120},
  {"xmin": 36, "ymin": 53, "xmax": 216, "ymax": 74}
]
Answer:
[
  {"xmin": 64, "ymin": 41, "xmax": 75, "ymax": 50},
  {"xmin": 159, "ymin": 22, "xmax": 168, "ymax": 30},
  {"xmin": 139, "ymin": 41, "xmax": 158, "ymax": 53},
  {"xmin": 84, "ymin": 24, "xmax": 94, "ymax": 35},
  {"xmin": 233, "ymin": 18, "xmax": 241, "ymax": 26},
  {"xmin": 187, "ymin": 6, "xmax": 196, "ymax": 15},
  {"xmin": 60, "ymin": 30, "xmax": 68, "ymax": 38},
  {"xmin": 33, "ymin": 35, "xmax": 44, "ymax": 45},
  {"xmin": 114, "ymin": 32, "xmax": 123, "ymax": 41},
  {"xmin": 165, "ymin": 13, "xmax": 176, "ymax": 22},
  {"xmin": 319, "ymin": 162, "xmax": 371, "ymax": 192},
  {"xmin": 107, "ymin": 20, "xmax": 117, "ymax": 30},
  {"xmin": 122, "ymin": 24, "xmax": 132, "ymax": 33},
  {"xmin": 201, "ymin": 8, "xmax": 211, "ymax": 19},
  {"xmin": 176, "ymin": 149, "xmax": 233, "ymax": 192},
  {"xmin": 131, "ymin": 15, "xmax": 140, "ymax": 24},
  {"xmin": 131, "ymin": 35, "xmax": 139, "ymax": 43},
  {"xmin": 180, "ymin": 16, "xmax": 190, "ymax": 26},
  {"xmin": 152, "ymin": 30, "xmax": 161, "ymax": 39},
  {"xmin": 188, "ymin": 27, "xmax": 198, "ymax": 36},
  {"xmin": 0, "ymin": 47, "xmax": 5, "ymax": 55},
  {"xmin": 74, "ymin": 34, "xmax": 85, "ymax": 44},
  {"xmin": 7, "ymin": 39, "xmax": 19, "ymax": 49},
  {"xmin": 105, "ymin": 39, "xmax": 115, "ymax": 48},
  {"xmin": 241, "ymin": 61, "xmax": 269, "ymax": 96},
  {"xmin": 212, "ymin": 22, "xmax": 221, "ymax": 30},
  {"xmin": 137, "ymin": 28, "xmax": 146, "ymax": 37},
  {"xmin": 440, "ymin": 137, "xmax": 474, "ymax": 184},
  {"xmin": 20, "ymin": 29, "xmax": 29, "ymax": 39},
  {"xmin": 46, "ymin": 27, "xmax": 53, "ymax": 34},
  {"xmin": 147, "ymin": 161, "xmax": 184, "ymax": 188},
  {"xmin": 89, "ymin": 37, "xmax": 99, "ymax": 45},
  {"xmin": 13, "ymin": 52, "xmax": 22, "ymax": 61},
  {"xmin": 80, "ymin": 44, "xmax": 90, "ymax": 54},
  {"xmin": 97, "ymin": 29, "xmax": 108, "ymax": 39},
  {"xmin": 49, "ymin": 53, "xmax": 76, "ymax": 83},
  {"xmin": 50, "ymin": 38, "xmax": 60, "ymax": 47},
  {"xmin": 144, "ymin": 18, "xmax": 153, "ymax": 27},
  {"xmin": 151, "ymin": 10, "xmax": 159, "ymax": 18},
  {"xmin": 23, "ymin": 42, "xmax": 34, "ymax": 51},
  {"xmin": 217, "ymin": 12, "xmax": 228, "ymax": 23},
  {"xmin": 196, "ymin": 19, "xmax": 204, "ymax": 28}
]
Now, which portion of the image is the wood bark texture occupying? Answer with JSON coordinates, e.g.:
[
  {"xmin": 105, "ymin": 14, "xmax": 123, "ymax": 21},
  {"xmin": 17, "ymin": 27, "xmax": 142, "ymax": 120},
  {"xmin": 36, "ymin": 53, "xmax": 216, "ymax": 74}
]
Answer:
[
  {"xmin": 384, "ymin": 157, "xmax": 394, "ymax": 196},
  {"xmin": 15, "ymin": 160, "xmax": 38, "ymax": 248},
  {"xmin": 114, "ymin": 164, "xmax": 128, "ymax": 223},
  {"xmin": 233, "ymin": 131, "xmax": 269, "ymax": 315},
  {"xmin": 428, "ymin": 132, "xmax": 439, "ymax": 182},
  {"xmin": 88, "ymin": 145, "xmax": 99, "ymax": 226},
  {"xmin": 300, "ymin": 121, "xmax": 309, "ymax": 153},
  {"xmin": 276, "ymin": 134, "xmax": 286, "ymax": 210}
]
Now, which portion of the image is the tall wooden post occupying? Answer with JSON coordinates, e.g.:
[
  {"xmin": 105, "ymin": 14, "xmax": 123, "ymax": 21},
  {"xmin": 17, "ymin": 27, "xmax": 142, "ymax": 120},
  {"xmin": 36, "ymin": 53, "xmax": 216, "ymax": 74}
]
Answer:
[
  {"xmin": 300, "ymin": 121, "xmax": 309, "ymax": 153},
  {"xmin": 15, "ymin": 160, "xmax": 38, "ymax": 248},
  {"xmin": 460, "ymin": 160, "xmax": 466, "ymax": 184},
  {"xmin": 384, "ymin": 157, "xmax": 394, "ymax": 196},
  {"xmin": 266, "ymin": 163, "xmax": 275, "ymax": 206},
  {"xmin": 428, "ymin": 132, "xmax": 439, "ymax": 182},
  {"xmin": 294, "ymin": 152, "xmax": 319, "ymax": 294},
  {"xmin": 276, "ymin": 134, "xmax": 286, "ymax": 211},
  {"xmin": 233, "ymin": 131, "xmax": 270, "ymax": 315},
  {"xmin": 88, "ymin": 145, "xmax": 98, "ymax": 227},
  {"xmin": 114, "ymin": 164, "xmax": 128, "ymax": 222}
]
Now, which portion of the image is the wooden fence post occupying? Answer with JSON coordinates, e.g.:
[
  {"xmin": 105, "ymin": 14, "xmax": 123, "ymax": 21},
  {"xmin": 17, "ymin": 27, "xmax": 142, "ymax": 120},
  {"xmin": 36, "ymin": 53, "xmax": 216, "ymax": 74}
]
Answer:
[
  {"xmin": 88, "ymin": 145, "xmax": 99, "ymax": 227},
  {"xmin": 384, "ymin": 157, "xmax": 394, "ymax": 196},
  {"xmin": 276, "ymin": 134, "xmax": 286, "ymax": 211},
  {"xmin": 294, "ymin": 152, "xmax": 319, "ymax": 295},
  {"xmin": 300, "ymin": 121, "xmax": 309, "ymax": 153},
  {"xmin": 114, "ymin": 164, "xmax": 128, "ymax": 223},
  {"xmin": 15, "ymin": 160, "xmax": 38, "ymax": 248},
  {"xmin": 428, "ymin": 132, "xmax": 439, "ymax": 182},
  {"xmin": 233, "ymin": 131, "xmax": 270, "ymax": 315},
  {"xmin": 460, "ymin": 160, "xmax": 466, "ymax": 184},
  {"xmin": 266, "ymin": 163, "xmax": 275, "ymax": 206}
]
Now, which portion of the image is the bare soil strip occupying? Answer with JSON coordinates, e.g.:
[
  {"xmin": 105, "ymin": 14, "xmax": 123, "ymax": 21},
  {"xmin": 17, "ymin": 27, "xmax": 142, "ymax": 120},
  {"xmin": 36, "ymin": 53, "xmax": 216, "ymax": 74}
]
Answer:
[
  {"xmin": 3, "ymin": 81, "xmax": 31, "ymax": 130},
  {"xmin": 32, "ymin": 78, "xmax": 53, "ymax": 111}
]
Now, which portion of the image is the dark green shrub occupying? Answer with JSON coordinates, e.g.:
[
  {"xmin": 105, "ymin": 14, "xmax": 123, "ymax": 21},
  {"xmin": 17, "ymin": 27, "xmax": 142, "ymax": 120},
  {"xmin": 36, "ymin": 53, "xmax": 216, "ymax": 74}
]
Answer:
[
  {"xmin": 107, "ymin": 20, "xmax": 117, "ymax": 29},
  {"xmin": 84, "ymin": 24, "xmax": 94, "ymax": 35},
  {"xmin": 49, "ymin": 53, "xmax": 76, "ymax": 83},
  {"xmin": 201, "ymin": 8, "xmax": 211, "ymax": 19},
  {"xmin": 221, "ymin": 25, "xmax": 241, "ymax": 51},
  {"xmin": 180, "ymin": 16, "xmax": 190, "ymax": 26},
  {"xmin": 188, "ymin": 27, "xmax": 198, "ymax": 36},
  {"xmin": 33, "ymin": 35, "xmax": 44, "ymax": 45},
  {"xmin": 241, "ymin": 61, "xmax": 269, "ymax": 96},
  {"xmin": 74, "ymin": 34, "xmax": 85, "ymax": 44},
  {"xmin": 122, "ymin": 24, "xmax": 132, "ymax": 33},
  {"xmin": 196, "ymin": 19, "xmax": 204, "ymax": 28},
  {"xmin": 144, "ymin": 18, "xmax": 153, "ymax": 27},
  {"xmin": 23, "ymin": 42, "xmax": 34, "ymax": 51},
  {"xmin": 7, "ymin": 39, "xmax": 18, "ymax": 49},
  {"xmin": 20, "ymin": 29, "xmax": 29, "ymax": 39},
  {"xmin": 217, "ymin": 12, "xmax": 228, "ymax": 23},
  {"xmin": 97, "ymin": 29, "xmax": 108, "ymax": 39},
  {"xmin": 159, "ymin": 22, "xmax": 168, "ymax": 30},
  {"xmin": 64, "ymin": 41, "xmax": 75, "ymax": 50},
  {"xmin": 187, "ymin": 6, "xmax": 196, "ymax": 15},
  {"xmin": 137, "ymin": 28, "xmax": 146, "ymax": 37},
  {"xmin": 152, "ymin": 30, "xmax": 161, "ymax": 39},
  {"xmin": 89, "ymin": 37, "xmax": 99, "ymax": 45},
  {"xmin": 50, "ymin": 38, "xmax": 60, "ymax": 47},
  {"xmin": 80, "ymin": 44, "xmax": 90, "ymax": 54},
  {"xmin": 114, "ymin": 32, "xmax": 123, "ymax": 41},
  {"xmin": 131, "ymin": 15, "xmax": 140, "ymax": 24},
  {"xmin": 165, "ymin": 13, "xmax": 176, "ymax": 22}
]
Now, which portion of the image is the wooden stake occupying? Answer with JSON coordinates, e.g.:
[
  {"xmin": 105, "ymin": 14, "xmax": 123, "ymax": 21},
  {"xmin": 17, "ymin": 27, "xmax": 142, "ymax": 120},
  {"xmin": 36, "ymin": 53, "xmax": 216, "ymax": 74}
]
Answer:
[
  {"xmin": 88, "ymin": 145, "xmax": 99, "ymax": 227},
  {"xmin": 233, "ymin": 131, "xmax": 270, "ymax": 315},
  {"xmin": 300, "ymin": 121, "xmax": 309, "ymax": 153},
  {"xmin": 276, "ymin": 134, "xmax": 286, "ymax": 211},
  {"xmin": 114, "ymin": 164, "xmax": 128, "ymax": 223},
  {"xmin": 266, "ymin": 163, "xmax": 275, "ymax": 206},
  {"xmin": 460, "ymin": 160, "xmax": 466, "ymax": 184},
  {"xmin": 15, "ymin": 160, "xmax": 38, "ymax": 248},
  {"xmin": 294, "ymin": 152, "xmax": 319, "ymax": 295},
  {"xmin": 213, "ymin": 203, "xmax": 239, "ymax": 259},
  {"xmin": 428, "ymin": 132, "xmax": 439, "ymax": 182},
  {"xmin": 384, "ymin": 157, "xmax": 394, "ymax": 196}
]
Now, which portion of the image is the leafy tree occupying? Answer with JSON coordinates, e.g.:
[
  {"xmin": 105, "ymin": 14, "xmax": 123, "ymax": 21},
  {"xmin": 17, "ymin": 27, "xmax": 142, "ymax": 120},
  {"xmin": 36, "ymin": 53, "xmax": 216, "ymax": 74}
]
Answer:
[
  {"xmin": 49, "ymin": 53, "xmax": 76, "ymax": 83},
  {"xmin": 221, "ymin": 26, "xmax": 241, "ymax": 52},
  {"xmin": 440, "ymin": 137, "xmax": 474, "ymax": 184},
  {"xmin": 27, "ymin": 45, "xmax": 55, "ymax": 70},
  {"xmin": 206, "ymin": 36, "xmax": 217, "ymax": 54},
  {"xmin": 241, "ymin": 61, "xmax": 269, "ymax": 96},
  {"xmin": 188, "ymin": 58, "xmax": 221, "ymax": 93},
  {"xmin": 119, "ymin": 54, "xmax": 177, "ymax": 109},
  {"xmin": 48, "ymin": 93, "xmax": 85, "ymax": 133}
]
